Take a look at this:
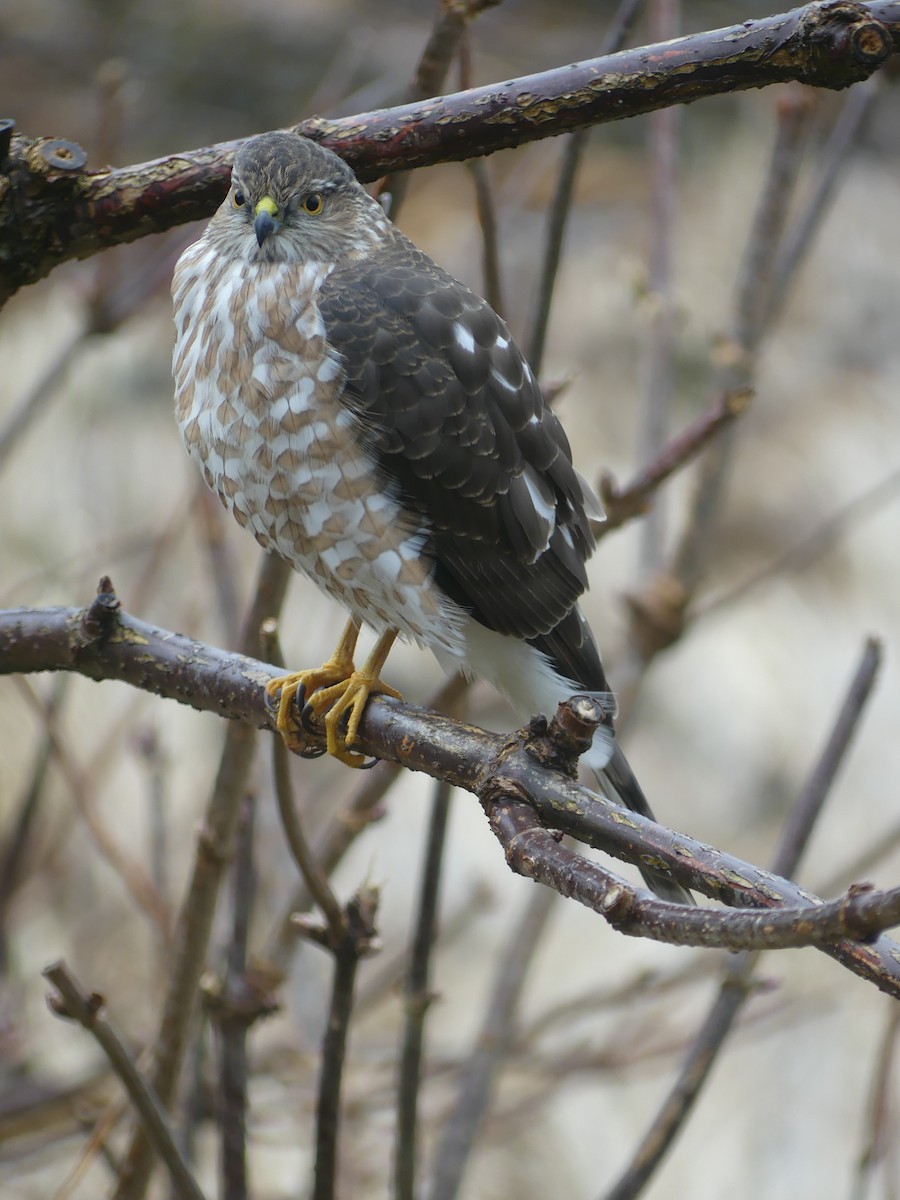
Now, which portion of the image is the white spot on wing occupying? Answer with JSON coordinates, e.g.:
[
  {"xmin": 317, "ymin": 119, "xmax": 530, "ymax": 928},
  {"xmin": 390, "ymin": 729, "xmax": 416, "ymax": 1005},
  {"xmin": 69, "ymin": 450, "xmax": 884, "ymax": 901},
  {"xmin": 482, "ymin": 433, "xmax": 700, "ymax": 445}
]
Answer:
[
  {"xmin": 453, "ymin": 323, "xmax": 476, "ymax": 355},
  {"xmin": 489, "ymin": 366, "xmax": 518, "ymax": 393},
  {"xmin": 522, "ymin": 466, "xmax": 557, "ymax": 526}
]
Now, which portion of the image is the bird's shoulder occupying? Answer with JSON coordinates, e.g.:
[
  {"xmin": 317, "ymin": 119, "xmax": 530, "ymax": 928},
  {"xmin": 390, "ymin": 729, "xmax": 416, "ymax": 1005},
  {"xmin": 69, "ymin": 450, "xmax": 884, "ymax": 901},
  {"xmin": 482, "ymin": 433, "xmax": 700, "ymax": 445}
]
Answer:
[
  {"xmin": 314, "ymin": 223, "xmax": 602, "ymax": 642},
  {"xmin": 317, "ymin": 227, "xmax": 590, "ymax": 518}
]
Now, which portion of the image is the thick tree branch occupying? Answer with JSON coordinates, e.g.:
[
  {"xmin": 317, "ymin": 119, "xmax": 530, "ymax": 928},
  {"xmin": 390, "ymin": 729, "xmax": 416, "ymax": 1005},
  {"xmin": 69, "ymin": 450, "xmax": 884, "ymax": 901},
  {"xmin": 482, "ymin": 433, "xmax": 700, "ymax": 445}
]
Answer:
[
  {"xmin": 0, "ymin": 1, "xmax": 896, "ymax": 302},
  {"xmin": 2, "ymin": 590, "xmax": 898, "ymax": 995}
]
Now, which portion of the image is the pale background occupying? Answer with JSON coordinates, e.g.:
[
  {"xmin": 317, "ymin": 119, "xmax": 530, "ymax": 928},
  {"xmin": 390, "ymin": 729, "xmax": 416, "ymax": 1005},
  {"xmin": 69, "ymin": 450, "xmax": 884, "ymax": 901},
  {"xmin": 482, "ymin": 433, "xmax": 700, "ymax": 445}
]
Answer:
[{"xmin": 1, "ymin": 2, "xmax": 899, "ymax": 1197}]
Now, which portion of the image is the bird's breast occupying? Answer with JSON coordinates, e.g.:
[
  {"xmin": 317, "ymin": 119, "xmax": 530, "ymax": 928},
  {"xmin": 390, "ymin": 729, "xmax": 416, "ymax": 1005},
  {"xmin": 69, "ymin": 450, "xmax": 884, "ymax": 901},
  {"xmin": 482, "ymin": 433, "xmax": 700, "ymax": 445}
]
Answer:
[{"xmin": 171, "ymin": 242, "xmax": 462, "ymax": 650}]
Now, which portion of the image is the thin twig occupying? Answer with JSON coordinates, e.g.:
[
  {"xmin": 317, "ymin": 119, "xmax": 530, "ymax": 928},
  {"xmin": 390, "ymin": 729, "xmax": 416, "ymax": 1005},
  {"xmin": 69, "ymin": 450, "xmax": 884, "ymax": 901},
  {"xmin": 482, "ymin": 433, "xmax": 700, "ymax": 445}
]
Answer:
[
  {"xmin": 602, "ymin": 635, "xmax": 884, "ymax": 1200},
  {"xmin": 597, "ymin": 387, "xmax": 751, "ymax": 540},
  {"xmin": 852, "ymin": 1002, "xmax": 900, "ymax": 1200},
  {"xmin": 770, "ymin": 636, "xmax": 882, "ymax": 879},
  {"xmin": 638, "ymin": 0, "xmax": 681, "ymax": 573},
  {"xmin": 113, "ymin": 553, "xmax": 290, "ymax": 1200},
  {"xmin": 428, "ymin": 884, "xmax": 558, "ymax": 1200},
  {"xmin": 42, "ymin": 961, "xmax": 206, "ymax": 1200},
  {"xmin": 0, "ymin": 676, "xmax": 67, "ymax": 960},
  {"xmin": 823, "ymin": 815, "xmax": 900, "ymax": 900},
  {"xmin": 698, "ymin": 462, "xmax": 900, "ymax": 618},
  {"xmin": 616, "ymin": 83, "xmax": 816, "ymax": 709},
  {"xmin": 671, "ymin": 83, "xmax": 815, "ymax": 597},
  {"xmin": 0, "ymin": 230, "xmax": 184, "ymax": 464},
  {"xmin": 312, "ymin": 886, "xmax": 380, "ymax": 1200},
  {"xmin": 358, "ymin": 879, "xmax": 492, "ymax": 1014},
  {"xmin": 377, "ymin": 0, "xmax": 502, "ymax": 220},
  {"xmin": 12, "ymin": 675, "xmax": 172, "ymax": 941},
  {"xmin": 764, "ymin": 71, "xmax": 884, "ymax": 332},
  {"xmin": 272, "ymin": 733, "xmax": 347, "ymax": 949},
  {"xmin": 260, "ymin": 616, "xmax": 347, "ymax": 947},
  {"xmin": 0, "ymin": 320, "xmax": 89, "ymax": 469},
  {"xmin": 181, "ymin": 1021, "xmax": 211, "ymax": 1179},
  {"xmin": 395, "ymin": 778, "xmax": 454, "ymax": 1200},
  {"xmin": 262, "ymin": 672, "xmax": 470, "ymax": 972},
  {"xmin": 467, "ymin": 154, "xmax": 504, "ymax": 314},
  {"xmin": 216, "ymin": 793, "xmax": 256, "ymax": 1200},
  {"xmin": 457, "ymin": 28, "xmax": 505, "ymax": 315},
  {"xmin": 526, "ymin": 0, "xmax": 645, "ymax": 374},
  {"xmin": 516, "ymin": 955, "xmax": 715, "ymax": 1046}
]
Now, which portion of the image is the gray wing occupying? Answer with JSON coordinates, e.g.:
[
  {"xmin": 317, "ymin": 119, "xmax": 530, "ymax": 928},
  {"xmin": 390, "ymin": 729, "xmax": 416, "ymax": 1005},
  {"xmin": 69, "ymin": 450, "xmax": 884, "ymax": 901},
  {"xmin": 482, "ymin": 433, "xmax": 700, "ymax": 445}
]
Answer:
[{"xmin": 317, "ymin": 227, "xmax": 607, "ymax": 690}]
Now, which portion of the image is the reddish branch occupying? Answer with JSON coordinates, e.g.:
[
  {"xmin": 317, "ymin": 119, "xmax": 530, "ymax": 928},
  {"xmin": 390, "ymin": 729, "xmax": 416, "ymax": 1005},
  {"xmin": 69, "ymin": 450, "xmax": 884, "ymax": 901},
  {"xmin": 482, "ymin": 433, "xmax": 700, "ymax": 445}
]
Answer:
[
  {"xmin": 2, "ymin": 587, "xmax": 899, "ymax": 995},
  {"xmin": 0, "ymin": 1, "xmax": 896, "ymax": 302}
]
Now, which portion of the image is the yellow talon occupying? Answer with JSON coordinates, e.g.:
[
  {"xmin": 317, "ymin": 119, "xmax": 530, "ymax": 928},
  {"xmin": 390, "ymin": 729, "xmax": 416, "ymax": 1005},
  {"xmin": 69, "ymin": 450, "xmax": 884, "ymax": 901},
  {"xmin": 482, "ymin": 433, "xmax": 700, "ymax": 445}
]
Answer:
[{"xmin": 265, "ymin": 621, "xmax": 401, "ymax": 766}]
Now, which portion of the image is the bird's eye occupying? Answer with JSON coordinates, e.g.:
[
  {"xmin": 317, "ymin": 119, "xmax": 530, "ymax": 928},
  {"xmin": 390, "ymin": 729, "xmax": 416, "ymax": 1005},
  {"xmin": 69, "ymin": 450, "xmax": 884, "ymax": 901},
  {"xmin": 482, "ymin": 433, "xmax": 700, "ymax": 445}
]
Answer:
[
  {"xmin": 302, "ymin": 192, "xmax": 324, "ymax": 215},
  {"xmin": 232, "ymin": 190, "xmax": 246, "ymax": 208}
]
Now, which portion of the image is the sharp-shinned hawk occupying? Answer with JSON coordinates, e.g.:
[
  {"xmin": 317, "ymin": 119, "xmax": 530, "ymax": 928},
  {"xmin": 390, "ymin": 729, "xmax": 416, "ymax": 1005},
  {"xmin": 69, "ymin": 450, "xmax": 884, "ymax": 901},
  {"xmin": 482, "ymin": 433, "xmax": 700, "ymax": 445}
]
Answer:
[{"xmin": 172, "ymin": 131, "xmax": 688, "ymax": 902}]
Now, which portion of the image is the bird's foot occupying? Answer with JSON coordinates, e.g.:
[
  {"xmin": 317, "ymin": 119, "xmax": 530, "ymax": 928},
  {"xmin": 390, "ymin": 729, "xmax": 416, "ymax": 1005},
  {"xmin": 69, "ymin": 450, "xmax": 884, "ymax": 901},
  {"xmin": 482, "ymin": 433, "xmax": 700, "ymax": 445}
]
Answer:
[
  {"xmin": 265, "ymin": 662, "xmax": 352, "ymax": 756},
  {"xmin": 266, "ymin": 617, "xmax": 362, "ymax": 756},
  {"xmin": 265, "ymin": 623, "xmax": 401, "ymax": 767},
  {"xmin": 306, "ymin": 667, "xmax": 402, "ymax": 767}
]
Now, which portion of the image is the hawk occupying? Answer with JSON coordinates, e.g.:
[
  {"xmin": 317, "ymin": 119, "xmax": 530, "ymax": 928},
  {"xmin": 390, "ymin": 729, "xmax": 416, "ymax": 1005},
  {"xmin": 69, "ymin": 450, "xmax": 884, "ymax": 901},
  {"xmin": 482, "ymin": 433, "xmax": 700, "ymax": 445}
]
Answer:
[{"xmin": 172, "ymin": 131, "xmax": 688, "ymax": 902}]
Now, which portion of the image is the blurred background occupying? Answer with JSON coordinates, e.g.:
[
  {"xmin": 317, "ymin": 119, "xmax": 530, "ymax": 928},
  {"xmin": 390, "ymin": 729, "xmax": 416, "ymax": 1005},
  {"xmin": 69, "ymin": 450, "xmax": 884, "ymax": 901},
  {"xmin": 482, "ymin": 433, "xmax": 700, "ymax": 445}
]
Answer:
[{"xmin": 2, "ymin": 1, "xmax": 900, "ymax": 1197}]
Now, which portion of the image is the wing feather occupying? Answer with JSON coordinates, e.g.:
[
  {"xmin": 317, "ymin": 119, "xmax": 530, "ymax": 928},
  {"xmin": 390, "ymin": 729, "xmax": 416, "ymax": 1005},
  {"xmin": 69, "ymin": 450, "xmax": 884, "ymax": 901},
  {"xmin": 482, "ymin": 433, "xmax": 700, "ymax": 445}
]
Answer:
[{"xmin": 317, "ymin": 226, "xmax": 603, "ymax": 680}]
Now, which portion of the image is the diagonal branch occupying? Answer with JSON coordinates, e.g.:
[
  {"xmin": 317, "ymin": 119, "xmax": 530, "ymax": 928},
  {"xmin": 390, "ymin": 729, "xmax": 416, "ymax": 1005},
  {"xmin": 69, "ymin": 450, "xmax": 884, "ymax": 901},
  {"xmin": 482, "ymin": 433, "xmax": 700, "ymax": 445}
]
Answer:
[
  {"xmin": 42, "ymin": 961, "xmax": 206, "ymax": 1200},
  {"xmin": 1, "ymin": 1, "xmax": 896, "ymax": 302},
  {"xmin": 1, "ymin": 588, "xmax": 898, "ymax": 995}
]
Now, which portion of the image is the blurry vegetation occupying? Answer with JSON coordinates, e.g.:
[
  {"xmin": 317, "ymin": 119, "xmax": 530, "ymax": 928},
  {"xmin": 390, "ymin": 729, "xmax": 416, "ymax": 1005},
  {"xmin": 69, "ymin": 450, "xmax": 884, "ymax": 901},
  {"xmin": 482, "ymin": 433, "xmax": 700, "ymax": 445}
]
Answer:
[{"xmin": 2, "ymin": 3, "xmax": 900, "ymax": 1199}]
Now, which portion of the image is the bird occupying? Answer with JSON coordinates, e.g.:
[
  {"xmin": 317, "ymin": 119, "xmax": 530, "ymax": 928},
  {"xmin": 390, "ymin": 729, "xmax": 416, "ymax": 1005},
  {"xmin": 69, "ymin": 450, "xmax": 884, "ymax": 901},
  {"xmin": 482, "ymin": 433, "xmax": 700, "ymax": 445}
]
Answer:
[{"xmin": 171, "ymin": 130, "xmax": 690, "ymax": 903}]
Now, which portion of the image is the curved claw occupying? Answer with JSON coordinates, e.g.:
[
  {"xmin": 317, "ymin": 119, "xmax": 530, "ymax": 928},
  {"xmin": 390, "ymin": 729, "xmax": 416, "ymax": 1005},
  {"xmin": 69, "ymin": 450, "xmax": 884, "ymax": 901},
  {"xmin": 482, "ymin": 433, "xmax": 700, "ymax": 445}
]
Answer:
[
  {"xmin": 319, "ymin": 672, "xmax": 402, "ymax": 767},
  {"xmin": 266, "ymin": 624, "xmax": 401, "ymax": 768}
]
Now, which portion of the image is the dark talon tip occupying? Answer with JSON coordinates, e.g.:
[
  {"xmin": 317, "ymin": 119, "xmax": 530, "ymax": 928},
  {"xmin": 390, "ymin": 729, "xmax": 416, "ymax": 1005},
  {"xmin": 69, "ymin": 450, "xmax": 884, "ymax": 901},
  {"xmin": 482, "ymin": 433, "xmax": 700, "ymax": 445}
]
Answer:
[
  {"xmin": 298, "ymin": 697, "xmax": 319, "ymax": 733},
  {"xmin": 298, "ymin": 744, "xmax": 327, "ymax": 760}
]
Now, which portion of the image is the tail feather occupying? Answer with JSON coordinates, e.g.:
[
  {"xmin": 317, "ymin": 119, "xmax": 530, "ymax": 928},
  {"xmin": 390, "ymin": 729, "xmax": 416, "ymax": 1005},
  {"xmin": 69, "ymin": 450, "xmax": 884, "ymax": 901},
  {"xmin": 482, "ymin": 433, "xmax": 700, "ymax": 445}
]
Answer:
[
  {"xmin": 591, "ymin": 743, "xmax": 694, "ymax": 904},
  {"xmin": 443, "ymin": 615, "xmax": 693, "ymax": 903}
]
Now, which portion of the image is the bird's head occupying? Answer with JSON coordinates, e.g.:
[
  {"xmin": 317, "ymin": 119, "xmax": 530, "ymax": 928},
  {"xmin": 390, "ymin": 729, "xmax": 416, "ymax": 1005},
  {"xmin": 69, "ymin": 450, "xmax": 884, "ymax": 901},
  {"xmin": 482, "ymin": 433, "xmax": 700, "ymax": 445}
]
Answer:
[{"xmin": 213, "ymin": 131, "xmax": 384, "ymax": 265}]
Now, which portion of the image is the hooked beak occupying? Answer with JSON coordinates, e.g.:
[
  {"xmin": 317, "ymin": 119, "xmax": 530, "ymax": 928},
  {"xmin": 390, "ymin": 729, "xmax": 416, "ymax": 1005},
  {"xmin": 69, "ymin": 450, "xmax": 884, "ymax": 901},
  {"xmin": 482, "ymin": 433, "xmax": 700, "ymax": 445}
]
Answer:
[{"xmin": 253, "ymin": 196, "xmax": 280, "ymax": 246}]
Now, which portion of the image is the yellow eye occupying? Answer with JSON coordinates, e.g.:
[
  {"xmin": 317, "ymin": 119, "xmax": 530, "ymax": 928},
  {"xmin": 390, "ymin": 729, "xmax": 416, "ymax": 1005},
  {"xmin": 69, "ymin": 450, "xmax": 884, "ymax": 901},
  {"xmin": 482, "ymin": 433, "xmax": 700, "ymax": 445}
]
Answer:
[
  {"xmin": 303, "ymin": 192, "xmax": 324, "ymax": 215},
  {"xmin": 232, "ymin": 190, "xmax": 246, "ymax": 208}
]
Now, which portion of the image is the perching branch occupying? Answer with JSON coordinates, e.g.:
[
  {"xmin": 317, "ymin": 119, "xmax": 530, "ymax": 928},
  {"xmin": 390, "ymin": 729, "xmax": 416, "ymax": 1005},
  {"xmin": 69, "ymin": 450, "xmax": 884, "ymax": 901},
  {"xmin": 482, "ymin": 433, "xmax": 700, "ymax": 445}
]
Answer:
[
  {"xmin": 1, "ymin": 1, "xmax": 896, "ymax": 302},
  {"xmin": 2, "ymin": 585, "xmax": 898, "ymax": 995}
]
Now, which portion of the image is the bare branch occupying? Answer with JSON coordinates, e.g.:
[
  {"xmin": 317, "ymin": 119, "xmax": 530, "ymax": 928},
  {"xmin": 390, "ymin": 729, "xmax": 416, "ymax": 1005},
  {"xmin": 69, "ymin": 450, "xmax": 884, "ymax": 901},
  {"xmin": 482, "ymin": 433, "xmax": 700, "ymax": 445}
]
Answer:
[
  {"xmin": 3, "ymin": 592, "xmax": 900, "ymax": 997},
  {"xmin": 429, "ymin": 884, "xmax": 557, "ymax": 1200},
  {"xmin": 395, "ymin": 779, "xmax": 453, "ymax": 1200},
  {"xmin": 271, "ymin": 725, "xmax": 347, "ymax": 949},
  {"xmin": 597, "ymin": 387, "xmax": 751, "ymax": 539},
  {"xmin": 852, "ymin": 1002, "xmax": 900, "ymax": 1200},
  {"xmin": 42, "ymin": 961, "xmax": 206, "ymax": 1200},
  {"xmin": 637, "ymin": 0, "xmax": 682, "ymax": 573},
  {"xmin": 376, "ymin": 0, "xmax": 502, "ymax": 219},
  {"xmin": 312, "ymin": 886, "xmax": 380, "ymax": 1200},
  {"xmin": 1, "ymin": 1, "xmax": 895, "ymax": 301},
  {"xmin": 526, "ymin": 0, "xmax": 646, "ymax": 372},
  {"xmin": 603, "ymin": 635, "xmax": 884, "ymax": 1200},
  {"xmin": 114, "ymin": 554, "xmax": 290, "ymax": 1200},
  {"xmin": 488, "ymin": 797, "xmax": 900, "ymax": 948},
  {"xmin": 771, "ymin": 636, "xmax": 883, "ymax": 879}
]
